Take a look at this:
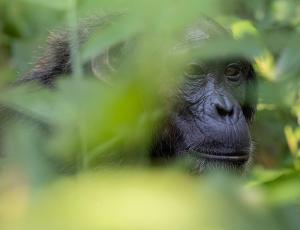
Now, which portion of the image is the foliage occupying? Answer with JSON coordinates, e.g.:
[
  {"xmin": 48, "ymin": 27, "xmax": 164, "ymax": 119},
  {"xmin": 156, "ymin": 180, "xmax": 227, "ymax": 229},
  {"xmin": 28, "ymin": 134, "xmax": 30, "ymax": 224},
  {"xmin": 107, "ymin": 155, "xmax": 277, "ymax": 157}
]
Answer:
[{"xmin": 0, "ymin": 0, "xmax": 300, "ymax": 229}]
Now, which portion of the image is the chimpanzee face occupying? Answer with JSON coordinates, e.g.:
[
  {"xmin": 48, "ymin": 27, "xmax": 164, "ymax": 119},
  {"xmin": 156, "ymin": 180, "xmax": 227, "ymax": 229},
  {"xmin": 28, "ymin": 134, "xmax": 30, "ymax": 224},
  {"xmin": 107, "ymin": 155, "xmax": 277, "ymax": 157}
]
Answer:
[{"xmin": 151, "ymin": 58, "xmax": 256, "ymax": 173}]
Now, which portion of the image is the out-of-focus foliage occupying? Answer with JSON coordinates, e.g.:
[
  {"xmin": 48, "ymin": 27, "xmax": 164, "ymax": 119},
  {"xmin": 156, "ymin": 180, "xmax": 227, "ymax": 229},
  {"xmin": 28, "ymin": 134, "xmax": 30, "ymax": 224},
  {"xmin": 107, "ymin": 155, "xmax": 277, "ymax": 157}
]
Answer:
[
  {"xmin": 1, "ymin": 0, "xmax": 300, "ymax": 229},
  {"xmin": 0, "ymin": 170, "xmax": 285, "ymax": 230}
]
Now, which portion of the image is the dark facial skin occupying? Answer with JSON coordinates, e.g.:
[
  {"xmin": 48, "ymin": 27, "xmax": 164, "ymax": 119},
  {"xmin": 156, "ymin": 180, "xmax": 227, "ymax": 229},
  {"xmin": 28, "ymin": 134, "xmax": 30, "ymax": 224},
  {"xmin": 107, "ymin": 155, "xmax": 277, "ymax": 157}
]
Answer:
[{"xmin": 151, "ymin": 58, "xmax": 256, "ymax": 173}]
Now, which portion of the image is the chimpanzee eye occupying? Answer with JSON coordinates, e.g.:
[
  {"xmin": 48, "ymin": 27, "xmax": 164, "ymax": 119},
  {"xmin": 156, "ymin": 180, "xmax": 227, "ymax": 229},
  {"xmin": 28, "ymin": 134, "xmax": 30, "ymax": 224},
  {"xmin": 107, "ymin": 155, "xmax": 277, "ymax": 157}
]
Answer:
[
  {"xmin": 224, "ymin": 63, "xmax": 241, "ymax": 81},
  {"xmin": 184, "ymin": 63, "xmax": 205, "ymax": 77}
]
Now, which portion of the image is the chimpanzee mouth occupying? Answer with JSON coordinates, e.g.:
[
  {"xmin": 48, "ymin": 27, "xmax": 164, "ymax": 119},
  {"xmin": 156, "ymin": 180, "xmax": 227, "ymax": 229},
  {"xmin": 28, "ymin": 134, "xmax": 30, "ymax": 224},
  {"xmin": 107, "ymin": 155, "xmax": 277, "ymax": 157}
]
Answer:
[
  {"xmin": 198, "ymin": 152, "xmax": 249, "ymax": 162},
  {"xmin": 184, "ymin": 149, "xmax": 250, "ymax": 174},
  {"xmin": 190, "ymin": 148, "xmax": 250, "ymax": 163}
]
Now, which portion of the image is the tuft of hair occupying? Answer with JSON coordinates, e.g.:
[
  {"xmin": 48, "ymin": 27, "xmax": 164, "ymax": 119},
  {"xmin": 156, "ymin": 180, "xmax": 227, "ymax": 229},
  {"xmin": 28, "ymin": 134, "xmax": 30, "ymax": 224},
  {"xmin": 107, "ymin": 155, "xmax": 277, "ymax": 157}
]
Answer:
[{"xmin": 17, "ymin": 13, "xmax": 124, "ymax": 87}]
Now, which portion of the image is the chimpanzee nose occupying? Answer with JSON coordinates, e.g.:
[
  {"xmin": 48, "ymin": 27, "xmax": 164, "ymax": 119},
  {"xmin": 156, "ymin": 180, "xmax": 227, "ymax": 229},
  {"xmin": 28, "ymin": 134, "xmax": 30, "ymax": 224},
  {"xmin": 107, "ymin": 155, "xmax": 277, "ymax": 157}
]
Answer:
[
  {"xmin": 212, "ymin": 95, "xmax": 238, "ymax": 122},
  {"xmin": 216, "ymin": 101, "xmax": 234, "ymax": 117}
]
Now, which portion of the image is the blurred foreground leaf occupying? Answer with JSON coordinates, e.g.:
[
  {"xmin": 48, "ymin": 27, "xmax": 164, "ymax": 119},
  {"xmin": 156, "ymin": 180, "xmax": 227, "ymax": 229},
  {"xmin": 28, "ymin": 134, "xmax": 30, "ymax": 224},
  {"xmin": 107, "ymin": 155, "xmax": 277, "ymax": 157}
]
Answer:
[{"xmin": 0, "ymin": 170, "xmax": 284, "ymax": 230}]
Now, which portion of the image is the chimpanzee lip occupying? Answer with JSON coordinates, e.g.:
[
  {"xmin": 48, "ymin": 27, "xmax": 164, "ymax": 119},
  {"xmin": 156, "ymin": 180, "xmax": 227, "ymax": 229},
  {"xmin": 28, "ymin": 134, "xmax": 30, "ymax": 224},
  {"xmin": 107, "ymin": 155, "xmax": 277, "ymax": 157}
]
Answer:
[
  {"xmin": 192, "ymin": 148, "xmax": 250, "ymax": 162},
  {"xmin": 198, "ymin": 152, "xmax": 249, "ymax": 161}
]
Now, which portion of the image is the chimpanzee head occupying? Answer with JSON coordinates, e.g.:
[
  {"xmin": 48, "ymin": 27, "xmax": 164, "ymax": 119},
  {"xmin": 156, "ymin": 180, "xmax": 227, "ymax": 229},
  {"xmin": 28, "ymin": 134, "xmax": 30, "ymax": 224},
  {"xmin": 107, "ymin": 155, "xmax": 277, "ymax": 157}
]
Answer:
[{"xmin": 151, "ymin": 19, "xmax": 257, "ymax": 173}]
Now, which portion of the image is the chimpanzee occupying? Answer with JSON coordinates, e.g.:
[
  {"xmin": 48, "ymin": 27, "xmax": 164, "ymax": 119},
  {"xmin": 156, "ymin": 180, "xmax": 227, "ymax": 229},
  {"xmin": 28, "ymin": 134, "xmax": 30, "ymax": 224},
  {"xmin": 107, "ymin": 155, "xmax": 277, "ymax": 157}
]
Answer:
[{"xmin": 17, "ymin": 16, "xmax": 257, "ymax": 173}]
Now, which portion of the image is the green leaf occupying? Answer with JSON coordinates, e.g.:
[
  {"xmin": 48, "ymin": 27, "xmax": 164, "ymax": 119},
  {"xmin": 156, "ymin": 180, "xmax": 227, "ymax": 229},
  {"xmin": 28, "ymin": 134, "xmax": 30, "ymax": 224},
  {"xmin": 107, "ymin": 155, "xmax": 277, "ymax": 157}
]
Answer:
[
  {"xmin": 21, "ymin": 0, "xmax": 70, "ymax": 10},
  {"xmin": 81, "ymin": 15, "xmax": 142, "ymax": 62}
]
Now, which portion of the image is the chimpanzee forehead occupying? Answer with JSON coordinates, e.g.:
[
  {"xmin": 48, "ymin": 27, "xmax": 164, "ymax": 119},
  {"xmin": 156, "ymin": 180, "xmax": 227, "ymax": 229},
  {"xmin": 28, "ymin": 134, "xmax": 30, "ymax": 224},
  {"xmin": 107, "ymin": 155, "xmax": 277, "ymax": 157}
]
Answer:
[
  {"xmin": 198, "ymin": 56, "xmax": 249, "ymax": 65},
  {"xmin": 196, "ymin": 57, "xmax": 252, "ymax": 72}
]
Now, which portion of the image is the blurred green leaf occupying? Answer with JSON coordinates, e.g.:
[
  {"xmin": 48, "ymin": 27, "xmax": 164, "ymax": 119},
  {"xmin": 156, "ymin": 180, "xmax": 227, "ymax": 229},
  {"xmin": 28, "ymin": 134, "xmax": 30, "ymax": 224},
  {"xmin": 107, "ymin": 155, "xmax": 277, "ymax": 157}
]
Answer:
[
  {"xmin": 21, "ymin": 0, "xmax": 69, "ymax": 10},
  {"xmin": 82, "ymin": 14, "xmax": 142, "ymax": 62},
  {"xmin": 276, "ymin": 34, "xmax": 300, "ymax": 78}
]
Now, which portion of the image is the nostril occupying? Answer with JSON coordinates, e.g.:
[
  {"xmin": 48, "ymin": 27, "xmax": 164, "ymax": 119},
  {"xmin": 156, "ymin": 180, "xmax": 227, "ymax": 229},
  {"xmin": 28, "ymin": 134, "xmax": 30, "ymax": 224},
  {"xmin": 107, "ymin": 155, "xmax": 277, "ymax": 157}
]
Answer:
[{"xmin": 216, "ymin": 104, "xmax": 234, "ymax": 117}]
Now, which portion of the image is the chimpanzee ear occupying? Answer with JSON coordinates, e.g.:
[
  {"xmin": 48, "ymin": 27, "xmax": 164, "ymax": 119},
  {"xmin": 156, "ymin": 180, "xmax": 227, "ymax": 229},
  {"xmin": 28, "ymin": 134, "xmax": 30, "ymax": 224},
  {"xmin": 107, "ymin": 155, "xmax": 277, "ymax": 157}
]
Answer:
[
  {"xmin": 91, "ymin": 48, "xmax": 115, "ymax": 83},
  {"xmin": 91, "ymin": 42, "xmax": 127, "ymax": 83}
]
